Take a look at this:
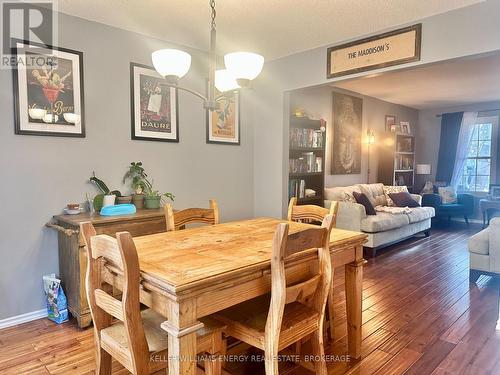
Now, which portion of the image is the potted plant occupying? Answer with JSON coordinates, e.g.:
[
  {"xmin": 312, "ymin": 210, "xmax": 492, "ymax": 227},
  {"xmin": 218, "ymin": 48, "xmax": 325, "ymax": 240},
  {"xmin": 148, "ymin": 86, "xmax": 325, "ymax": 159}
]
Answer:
[
  {"xmin": 123, "ymin": 161, "xmax": 148, "ymax": 209},
  {"xmin": 143, "ymin": 182, "xmax": 175, "ymax": 209},
  {"xmin": 89, "ymin": 172, "xmax": 121, "ymax": 211},
  {"xmin": 123, "ymin": 161, "xmax": 174, "ymax": 209}
]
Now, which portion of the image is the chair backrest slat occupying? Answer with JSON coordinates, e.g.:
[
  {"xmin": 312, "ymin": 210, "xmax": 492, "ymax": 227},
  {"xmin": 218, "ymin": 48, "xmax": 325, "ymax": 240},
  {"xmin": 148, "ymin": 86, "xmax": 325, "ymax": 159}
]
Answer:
[
  {"xmin": 165, "ymin": 199, "xmax": 219, "ymax": 231},
  {"xmin": 94, "ymin": 288, "xmax": 124, "ymax": 321},
  {"xmin": 287, "ymin": 197, "xmax": 339, "ymax": 227},
  {"xmin": 80, "ymin": 222, "xmax": 150, "ymax": 374},
  {"xmin": 90, "ymin": 235, "xmax": 124, "ymax": 269},
  {"xmin": 284, "ymin": 227, "xmax": 327, "ymax": 258},
  {"xmin": 285, "ymin": 274, "xmax": 321, "ymax": 304}
]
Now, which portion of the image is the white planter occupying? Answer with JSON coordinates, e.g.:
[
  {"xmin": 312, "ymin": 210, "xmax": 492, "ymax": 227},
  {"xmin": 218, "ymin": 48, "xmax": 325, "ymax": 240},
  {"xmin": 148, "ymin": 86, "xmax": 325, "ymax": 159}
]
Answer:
[{"xmin": 102, "ymin": 194, "xmax": 116, "ymax": 208}]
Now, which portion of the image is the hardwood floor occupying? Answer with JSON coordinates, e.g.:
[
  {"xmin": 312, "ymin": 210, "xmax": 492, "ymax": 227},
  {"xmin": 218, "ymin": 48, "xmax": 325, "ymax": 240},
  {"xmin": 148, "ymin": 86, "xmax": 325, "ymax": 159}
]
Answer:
[{"xmin": 1, "ymin": 222, "xmax": 499, "ymax": 374}]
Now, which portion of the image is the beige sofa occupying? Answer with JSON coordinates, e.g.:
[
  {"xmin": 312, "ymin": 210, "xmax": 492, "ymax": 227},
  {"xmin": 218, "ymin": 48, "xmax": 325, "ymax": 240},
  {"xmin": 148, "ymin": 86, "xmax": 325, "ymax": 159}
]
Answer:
[
  {"xmin": 468, "ymin": 217, "xmax": 500, "ymax": 281},
  {"xmin": 324, "ymin": 183, "xmax": 435, "ymax": 257}
]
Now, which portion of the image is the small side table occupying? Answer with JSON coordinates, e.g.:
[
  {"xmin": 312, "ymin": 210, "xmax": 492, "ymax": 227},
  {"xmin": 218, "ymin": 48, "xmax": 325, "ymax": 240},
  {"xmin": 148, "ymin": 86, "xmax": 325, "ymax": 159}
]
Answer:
[{"xmin": 479, "ymin": 199, "xmax": 500, "ymax": 228}]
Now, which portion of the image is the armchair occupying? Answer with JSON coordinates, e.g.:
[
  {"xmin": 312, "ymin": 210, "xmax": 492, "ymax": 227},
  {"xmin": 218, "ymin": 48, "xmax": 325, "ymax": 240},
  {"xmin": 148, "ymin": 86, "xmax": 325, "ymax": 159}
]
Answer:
[
  {"xmin": 468, "ymin": 217, "xmax": 500, "ymax": 281},
  {"xmin": 422, "ymin": 192, "xmax": 474, "ymax": 226}
]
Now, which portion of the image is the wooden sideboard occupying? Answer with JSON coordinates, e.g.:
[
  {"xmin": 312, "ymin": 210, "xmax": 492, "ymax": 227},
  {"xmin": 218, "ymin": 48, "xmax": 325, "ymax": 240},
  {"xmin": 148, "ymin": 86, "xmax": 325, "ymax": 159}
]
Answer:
[{"xmin": 49, "ymin": 209, "xmax": 167, "ymax": 328}]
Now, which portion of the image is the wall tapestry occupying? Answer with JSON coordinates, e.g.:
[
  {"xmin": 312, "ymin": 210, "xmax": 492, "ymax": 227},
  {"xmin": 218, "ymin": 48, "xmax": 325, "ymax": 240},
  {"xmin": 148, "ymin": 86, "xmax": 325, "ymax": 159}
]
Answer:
[
  {"xmin": 331, "ymin": 92, "xmax": 362, "ymax": 174},
  {"xmin": 206, "ymin": 90, "xmax": 240, "ymax": 145},
  {"xmin": 13, "ymin": 40, "xmax": 85, "ymax": 137},
  {"xmin": 130, "ymin": 62, "xmax": 178, "ymax": 142}
]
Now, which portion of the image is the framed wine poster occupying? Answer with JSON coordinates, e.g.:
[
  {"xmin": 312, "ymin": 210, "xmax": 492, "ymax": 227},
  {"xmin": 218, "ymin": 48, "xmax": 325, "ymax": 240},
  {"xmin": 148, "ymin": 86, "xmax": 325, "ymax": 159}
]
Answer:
[
  {"xmin": 206, "ymin": 90, "xmax": 240, "ymax": 145},
  {"xmin": 130, "ymin": 62, "xmax": 179, "ymax": 142},
  {"xmin": 12, "ymin": 40, "xmax": 85, "ymax": 137}
]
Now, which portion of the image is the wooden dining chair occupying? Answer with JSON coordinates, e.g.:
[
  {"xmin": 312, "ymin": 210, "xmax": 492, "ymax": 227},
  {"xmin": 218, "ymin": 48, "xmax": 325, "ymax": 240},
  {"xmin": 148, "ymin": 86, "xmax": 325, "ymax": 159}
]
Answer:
[
  {"xmin": 287, "ymin": 196, "xmax": 339, "ymax": 227},
  {"xmin": 165, "ymin": 199, "xmax": 219, "ymax": 231},
  {"xmin": 287, "ymin": 197, "xmax": 339, "ymax": 340},
  {"xmin": 214, "ymin": 215, "xmax": 334, "ymax": 375},
  {"xmin": 80, "ymin": 222, "xmax": 225, "ymax": 375}
]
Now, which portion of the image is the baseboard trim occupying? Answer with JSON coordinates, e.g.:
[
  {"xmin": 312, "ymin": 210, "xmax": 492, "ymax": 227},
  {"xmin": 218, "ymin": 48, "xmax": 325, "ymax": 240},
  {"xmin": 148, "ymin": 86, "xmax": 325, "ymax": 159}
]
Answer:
[{"xmin": 0, "ymin": 309, "xmax": 47, "ymax": 330}]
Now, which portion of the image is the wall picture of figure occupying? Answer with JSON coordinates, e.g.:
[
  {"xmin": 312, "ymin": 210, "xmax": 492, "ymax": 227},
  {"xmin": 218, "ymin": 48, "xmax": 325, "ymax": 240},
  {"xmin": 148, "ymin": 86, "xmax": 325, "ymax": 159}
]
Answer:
[
  {"xmin": 130, "ymin": 62, "xmax": 178, "ymax": 142},
  {"xmin": 206, "ymin": 90, "xmax": 240, "ymax": 145},
  {"xmin": 331, "ymin": 92, "xmax": 362, "ymax": 174}
]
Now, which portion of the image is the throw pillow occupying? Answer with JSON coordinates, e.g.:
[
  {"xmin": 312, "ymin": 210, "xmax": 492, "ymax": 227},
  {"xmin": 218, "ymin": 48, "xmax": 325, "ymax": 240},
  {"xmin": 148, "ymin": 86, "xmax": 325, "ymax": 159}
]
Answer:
[
  {"xmin": 438, "ymin": 186, "xmax": 457, "ymax": 204},
  {"xmin": 420, "ymin": 181, "xmax": 434, "ymax": 195},
  {"xmin": 353, "ymin": 191, "xmax": 377, "ymax": 215},
  {"xmin": 341, "ymin": 191, "xmax": 357, "ymax": 203},
  {"xmin": 383, "ymin": 185, "xmax": 409, "ymax": 206},
  {"xmin": 388, "ymin": 192, "xmax": 420, "ymax": 208}
]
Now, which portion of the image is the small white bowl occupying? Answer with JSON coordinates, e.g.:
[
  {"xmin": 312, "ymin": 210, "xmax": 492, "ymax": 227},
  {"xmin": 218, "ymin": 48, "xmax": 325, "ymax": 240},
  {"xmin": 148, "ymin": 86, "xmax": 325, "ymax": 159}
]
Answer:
[
  {"xmin": 28, "ymin": 108, "xmax": 47, "ymax": 120},
  {"xmin": 63, "ymin": 113, "xmax": 80, "ymax": 124}
]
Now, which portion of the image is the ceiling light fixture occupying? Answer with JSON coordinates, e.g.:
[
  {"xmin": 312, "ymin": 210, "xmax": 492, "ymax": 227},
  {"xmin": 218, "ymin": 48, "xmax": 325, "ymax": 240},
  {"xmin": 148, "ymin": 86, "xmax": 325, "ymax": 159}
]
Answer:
[{"xmin": 151, "ymin": 0, "xmax": 264, "ymax": 111}]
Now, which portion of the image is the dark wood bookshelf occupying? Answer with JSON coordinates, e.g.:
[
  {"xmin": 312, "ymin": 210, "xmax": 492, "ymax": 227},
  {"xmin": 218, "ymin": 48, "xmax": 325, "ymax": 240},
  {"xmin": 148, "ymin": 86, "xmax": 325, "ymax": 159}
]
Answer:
[
  {"xmin": 378, "ymin": 132, "xmax": 415, "ymax": 192},
  {"xmin": 288, "ymin": 117, "xmax": 326, "ymax": 206}
]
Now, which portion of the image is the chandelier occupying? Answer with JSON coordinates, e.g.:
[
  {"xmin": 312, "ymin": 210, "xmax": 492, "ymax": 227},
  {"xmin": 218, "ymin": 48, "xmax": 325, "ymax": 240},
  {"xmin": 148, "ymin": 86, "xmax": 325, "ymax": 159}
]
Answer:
[{"xmin": 151, "ymin": 0, "xmax": 264, "ymax": 111}]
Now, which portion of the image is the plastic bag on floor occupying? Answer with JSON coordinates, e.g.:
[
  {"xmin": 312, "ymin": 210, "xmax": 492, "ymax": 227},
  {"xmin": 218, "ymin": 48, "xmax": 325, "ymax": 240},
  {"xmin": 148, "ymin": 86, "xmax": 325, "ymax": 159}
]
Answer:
[{"xmin": 43, "ymin": 273, "xmax": 68, "ymax": 324}]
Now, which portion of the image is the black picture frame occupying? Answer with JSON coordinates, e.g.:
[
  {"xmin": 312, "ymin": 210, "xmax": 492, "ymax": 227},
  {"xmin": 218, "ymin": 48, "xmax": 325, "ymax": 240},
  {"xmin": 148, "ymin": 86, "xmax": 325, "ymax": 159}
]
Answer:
[
  {"xmin": 130, "ymin": 62, "xmax": 179, "ymax": 142},
  {"xmin": 206, "ymin": 91, "xmax": 240, "ymax": 145},
  {"xmin": 12, "ymin": 39, "xmax": 85, "ymax": 137}
]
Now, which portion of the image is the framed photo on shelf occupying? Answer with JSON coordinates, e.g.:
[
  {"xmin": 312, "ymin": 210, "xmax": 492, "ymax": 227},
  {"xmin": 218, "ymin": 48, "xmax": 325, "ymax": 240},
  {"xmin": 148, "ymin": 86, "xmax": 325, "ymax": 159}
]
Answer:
[
  {"xmin": 130, "ymin": 62, "xmax": 179, "ymax": 142},
  {"xmin": 12, "ymin": 39, "xmax": 85, "ymax": 137},
  {"xmin": 206, "ymin": 90, "xmax": 240, "ymax": 145},
  {"xmin": 385, "ymin": 115, "xmax": 396, "ymax": 132},
  {"xmin": 400, "ymin": 121, "xmax": 411, "ymax": 134},
  {"xmin": 490, "ymin": 184, "xmax": 500, "ymax": 200}
]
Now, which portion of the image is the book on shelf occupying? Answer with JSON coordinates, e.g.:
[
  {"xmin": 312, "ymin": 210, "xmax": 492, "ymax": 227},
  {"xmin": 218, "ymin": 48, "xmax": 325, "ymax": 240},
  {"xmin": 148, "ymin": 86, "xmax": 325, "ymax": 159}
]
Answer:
[
  {"xmin": 290, "ymin": 128, "xmax": 323, "ymax": 148},
  {"xmin": 289, "ymin": 179, "xmax": 307, "ymax": 199},
  {"xmin": 289, "ymin": 153, "xmax": 323, "ymax": 173}
]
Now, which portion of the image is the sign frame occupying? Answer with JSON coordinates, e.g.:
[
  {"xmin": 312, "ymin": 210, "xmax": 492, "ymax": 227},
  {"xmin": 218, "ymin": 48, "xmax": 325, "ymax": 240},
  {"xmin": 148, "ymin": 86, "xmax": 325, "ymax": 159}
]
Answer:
[{"xmin": 327, "ymin": 24, "xmax": 422, "ymax": 79}]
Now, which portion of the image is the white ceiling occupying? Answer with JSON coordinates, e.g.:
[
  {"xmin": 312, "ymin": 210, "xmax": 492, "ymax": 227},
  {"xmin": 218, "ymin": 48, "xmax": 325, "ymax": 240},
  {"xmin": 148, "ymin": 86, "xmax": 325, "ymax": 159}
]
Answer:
[
  {"xmin": 54, "ymin": 0, "xmax": 482, "ymax": 60},
  {"xmin": 332, "ymin": 52, "xmax": 500, "ymax": 109}
]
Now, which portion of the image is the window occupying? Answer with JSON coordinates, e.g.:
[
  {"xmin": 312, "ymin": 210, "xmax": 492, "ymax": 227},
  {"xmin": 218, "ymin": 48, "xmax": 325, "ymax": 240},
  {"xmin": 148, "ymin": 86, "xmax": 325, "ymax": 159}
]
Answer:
[{"xmin": 459, "ymin": 116, "xmax": 498, "ymax": 192}]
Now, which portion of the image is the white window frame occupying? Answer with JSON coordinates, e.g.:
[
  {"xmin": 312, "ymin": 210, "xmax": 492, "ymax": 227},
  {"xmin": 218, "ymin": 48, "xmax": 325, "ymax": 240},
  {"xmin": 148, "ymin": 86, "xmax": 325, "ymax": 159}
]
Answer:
[{"xmin": 460, "ymin": 115, "xmax": 498, "ymax": 195}]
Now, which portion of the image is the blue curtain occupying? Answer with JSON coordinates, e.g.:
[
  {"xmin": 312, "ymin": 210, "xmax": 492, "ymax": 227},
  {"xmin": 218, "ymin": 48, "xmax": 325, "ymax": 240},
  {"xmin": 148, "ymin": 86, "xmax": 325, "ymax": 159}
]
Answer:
[{"xmin": 435, "ymin": 112, "xmax": 464, "ymax": 183}]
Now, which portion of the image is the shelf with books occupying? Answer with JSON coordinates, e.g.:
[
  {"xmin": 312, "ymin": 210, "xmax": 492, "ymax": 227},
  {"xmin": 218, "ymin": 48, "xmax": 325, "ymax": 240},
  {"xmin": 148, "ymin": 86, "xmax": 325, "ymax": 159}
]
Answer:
[
  {"xmin": 288, "ymin": 117, "xmax": 326, "ymax": 205},
  {"xmin": 378, "ymin": 132, "xmax": 416, "ymax": 192}
]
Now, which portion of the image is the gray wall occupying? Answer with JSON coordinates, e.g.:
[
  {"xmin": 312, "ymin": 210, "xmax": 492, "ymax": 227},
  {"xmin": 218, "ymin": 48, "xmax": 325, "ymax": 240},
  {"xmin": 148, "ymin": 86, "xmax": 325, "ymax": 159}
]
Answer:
[
  {"xmin": 0, "ymin": 13, "xmax": 254, "ymax": 319},
  {"xmin": 290, "ymin": 86, "xmax": 418, "ymax": 187},
  {"xmin": 250, "ymin": 0, "xmax": 500, "ymax": 218}
]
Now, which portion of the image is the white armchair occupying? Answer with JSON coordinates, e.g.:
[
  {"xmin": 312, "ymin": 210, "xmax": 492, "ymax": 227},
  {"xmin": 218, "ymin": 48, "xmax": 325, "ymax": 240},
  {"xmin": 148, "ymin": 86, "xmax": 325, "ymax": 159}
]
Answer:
[{"xmin": 468, "ymin": 217, "xmax": 500, "ymax": 281}]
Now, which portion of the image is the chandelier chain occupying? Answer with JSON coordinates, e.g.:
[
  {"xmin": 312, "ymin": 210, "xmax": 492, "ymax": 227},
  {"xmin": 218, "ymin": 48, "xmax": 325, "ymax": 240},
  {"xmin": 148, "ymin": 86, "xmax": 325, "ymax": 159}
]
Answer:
[{"xmin": 210, "ymin": 0, "xmax": 216, "ymax": 30}]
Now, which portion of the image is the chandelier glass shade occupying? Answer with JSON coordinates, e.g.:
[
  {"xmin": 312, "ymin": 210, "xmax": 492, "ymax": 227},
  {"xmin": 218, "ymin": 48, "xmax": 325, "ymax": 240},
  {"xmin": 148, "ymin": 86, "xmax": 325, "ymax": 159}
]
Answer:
[
  {"xmin": 151, "ymin": 49, "xmax": 191, "ymax": 81},
  {"xmin": 224, "ymin": 52, "xmax": 264, "ymax": 82},
  {"xmin": 214, "ymin": 69, "xmax": 240, "ymax": 92}
]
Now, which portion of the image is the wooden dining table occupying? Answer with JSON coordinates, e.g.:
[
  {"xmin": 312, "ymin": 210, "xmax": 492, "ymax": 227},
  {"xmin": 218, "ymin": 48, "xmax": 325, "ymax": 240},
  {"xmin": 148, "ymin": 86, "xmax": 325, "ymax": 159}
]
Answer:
[{"xmin": 103, "ymin": 217, "xmax": 367, "ymax": 375}]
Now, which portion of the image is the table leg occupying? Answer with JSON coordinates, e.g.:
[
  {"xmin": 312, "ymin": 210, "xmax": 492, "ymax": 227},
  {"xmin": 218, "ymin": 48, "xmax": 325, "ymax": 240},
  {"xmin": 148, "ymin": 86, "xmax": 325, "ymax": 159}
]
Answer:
[
  {"xmin": 345, "ymin": 248, "xmax": 364, "ymax": 359},
  {"xmin": 161, "ymin": 299, "xmax": 201, "ymax": 375},
  {"xmin": 483, "ymin": 210, "xmax": 487, "ymax": 228}
]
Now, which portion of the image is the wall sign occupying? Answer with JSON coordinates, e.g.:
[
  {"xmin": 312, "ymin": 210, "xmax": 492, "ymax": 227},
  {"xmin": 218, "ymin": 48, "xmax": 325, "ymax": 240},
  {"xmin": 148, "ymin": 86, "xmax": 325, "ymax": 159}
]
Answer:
[{"xmin": 327, "ymin": 24, "xmax": 421, "ymax": 78}]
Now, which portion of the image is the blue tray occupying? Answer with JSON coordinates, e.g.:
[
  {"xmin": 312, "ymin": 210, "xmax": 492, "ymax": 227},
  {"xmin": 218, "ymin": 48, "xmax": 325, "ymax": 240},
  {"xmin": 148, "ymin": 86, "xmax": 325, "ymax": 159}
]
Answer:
[{"xmin": 100, "ymin": 204, "xmax": 137, "ymax": 216}]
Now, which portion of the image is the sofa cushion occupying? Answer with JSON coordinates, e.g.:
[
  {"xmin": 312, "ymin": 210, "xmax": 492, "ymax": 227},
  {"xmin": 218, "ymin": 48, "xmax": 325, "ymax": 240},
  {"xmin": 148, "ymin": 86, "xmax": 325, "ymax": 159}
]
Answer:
[
  {"xmin": 353, "ymin": 192, "xmax": 376, "ymax": 215},
  {"xmin": 406, "ymin": 207, "xmax": 435, "ymax": 224},
  {"xmin": 324, "ymin": 185, "xmax": 361, "ymax": 202},
  {"xmin": 361, "ymin": 212, "xmax": 410, "ymax": 233},
  {"xmin": 358, "ymin": 183, "xmax": 387, "ymax": 207}
]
